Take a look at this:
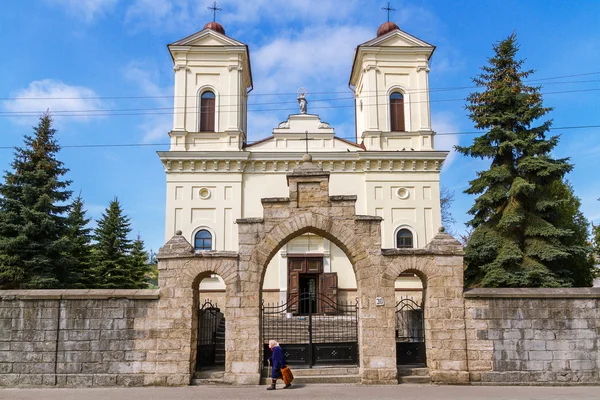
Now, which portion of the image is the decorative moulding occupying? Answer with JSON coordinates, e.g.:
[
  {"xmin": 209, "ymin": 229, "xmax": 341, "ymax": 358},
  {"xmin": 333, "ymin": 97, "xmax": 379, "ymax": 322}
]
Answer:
[
  {"xmin": 396, "ymin": 187, "xmax": 409, "ymax": 199},
  {"xmin": 198, "ymin": 187, "xmax": 211, "ymax": 200}
]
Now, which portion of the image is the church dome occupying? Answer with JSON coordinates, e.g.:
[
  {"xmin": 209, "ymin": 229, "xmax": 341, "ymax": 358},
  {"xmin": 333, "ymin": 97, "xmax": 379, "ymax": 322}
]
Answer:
[
  {"xmin": 376, "ymin": 21, "xmax": 399, "ymax": 37},
  {"xmin": 203, "ymin": 21, "xmax": 226, "ymax": 35}
]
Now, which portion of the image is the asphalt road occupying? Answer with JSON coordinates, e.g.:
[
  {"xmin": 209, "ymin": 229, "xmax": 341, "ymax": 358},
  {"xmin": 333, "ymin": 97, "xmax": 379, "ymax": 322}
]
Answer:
[{"xmin": 1, "ymin": 384, "xmax": 599, "ymax": 400}]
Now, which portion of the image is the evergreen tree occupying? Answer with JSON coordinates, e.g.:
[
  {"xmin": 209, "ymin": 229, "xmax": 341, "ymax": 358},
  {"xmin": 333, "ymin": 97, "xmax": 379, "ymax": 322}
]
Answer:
[
  {"xmin": 545, "ymin": 181, "xmax": 595, "ymax": 286},
  {"xmin": 592, "ymin": 223, "xmax": 600, "ymax": 267},
  {"xmin": 64, "ymin": 193, "xmax": 94, "ymax": 288},
  {"xmin": 146, "ymin": 250, "xmax": 159, "ymax": 289},
  {"xmin": 0, "ymin": 113, "xmax": 72, "ymax": 289},
  {"xmin": 129, "ymin": 234, "xmax": 152, "ymax": 289},
  {"xmin": 457, "ymin": 34, "xmax": 574, "ymax": 287},
  {"xmin": 91, "ymin": 197, "xmax": 135, "ymax": 288}
]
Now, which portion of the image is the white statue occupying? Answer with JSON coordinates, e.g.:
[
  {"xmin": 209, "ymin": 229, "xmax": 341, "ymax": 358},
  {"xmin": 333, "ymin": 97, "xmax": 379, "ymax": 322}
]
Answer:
[{"xmin": 297, "ymin": 87, "xmax": 308, "ymax": 114}]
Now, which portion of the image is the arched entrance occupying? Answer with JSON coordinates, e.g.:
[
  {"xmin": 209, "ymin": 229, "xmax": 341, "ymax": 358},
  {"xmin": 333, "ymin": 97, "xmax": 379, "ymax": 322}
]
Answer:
[
  {"xmin": 261, "ymin": 233, "xmax": 359, "ymax": 367},
  {"xmin": 195, "ymin": 273, "xmax": 227, "ymax": 370},
  {"xmin": 395, "ymin": 272, "xmax": 426, "ymax": 366}
]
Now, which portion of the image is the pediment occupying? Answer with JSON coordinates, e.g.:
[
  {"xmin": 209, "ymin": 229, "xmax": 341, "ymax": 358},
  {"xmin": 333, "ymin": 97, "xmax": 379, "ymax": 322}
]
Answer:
[
  {"xmin": 246, "ymin": 136, "xmax": 363, "ymax": 152},
  {"xmin": 360, "ymin": 29, "xmax": 434, "ymax": 49},
  {"xmin": 169, "ymin": 29, "xmax": 245, "ymax": 48}
]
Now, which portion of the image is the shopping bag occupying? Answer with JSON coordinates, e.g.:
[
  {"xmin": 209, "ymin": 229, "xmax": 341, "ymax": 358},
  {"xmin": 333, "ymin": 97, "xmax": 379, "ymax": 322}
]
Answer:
[{"xmin": 281, "ymin": 365, "xmax": 294, "ymax": 385}]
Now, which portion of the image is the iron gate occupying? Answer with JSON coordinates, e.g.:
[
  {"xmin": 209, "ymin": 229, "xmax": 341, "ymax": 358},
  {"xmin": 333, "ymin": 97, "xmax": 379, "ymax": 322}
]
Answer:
[
  {"xmin": 262, "ymin": 291, "xmax": 358, "ymax": 367},
  {"xmin": 196, "ymin": 300, "xmax": 225, "ymax": 368},
  {"xmin": 395, "ymin": 298, "xmax": 426, "ymax": 365}
]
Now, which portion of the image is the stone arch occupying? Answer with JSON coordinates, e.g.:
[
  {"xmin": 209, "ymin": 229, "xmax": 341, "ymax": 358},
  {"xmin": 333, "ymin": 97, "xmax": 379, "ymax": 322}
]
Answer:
[
  {"xmin": 252, "ymin": 213, "xmax": 371, "ymax": 289},
  {"xmin": 181, "ymin": 257, "xmax": 239, "ymax": 378}
]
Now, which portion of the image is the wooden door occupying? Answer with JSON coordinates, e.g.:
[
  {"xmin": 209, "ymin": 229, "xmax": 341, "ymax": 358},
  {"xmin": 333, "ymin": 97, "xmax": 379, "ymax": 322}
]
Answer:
[
  {"xmin": 306, "ymin": 258, "xmax": 323, "ymax": 274},
  {"xmin": 288, "ymin": 272, "xmax": 299, "ymax": 312},
  {"xmin": 319, "ymin": 273, "xmax": 338, "ymax": 313},
  {"xmin": 289, "ymin": 258, "xmax": 305, "ymax": 273}
]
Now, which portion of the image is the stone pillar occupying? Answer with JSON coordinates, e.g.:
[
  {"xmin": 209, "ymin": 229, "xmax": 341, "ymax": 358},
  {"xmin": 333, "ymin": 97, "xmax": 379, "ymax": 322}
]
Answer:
[
  {"xmin": 231, "ymin": 220, "xmax": 264, "ymax": 385},
  {"xmin": 423, "ymin": 229, "xmax": 469, "ymax": 384}
]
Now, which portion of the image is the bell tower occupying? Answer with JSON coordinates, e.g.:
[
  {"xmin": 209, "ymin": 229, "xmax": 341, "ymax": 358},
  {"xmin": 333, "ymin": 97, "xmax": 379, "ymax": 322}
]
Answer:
[
  {"xmin": 349, "ymin": 21, "xmax": 435, "ymax": 151},
  {"xmin": 167, "ymin": 19, "xmax": 253, "ymax": 151}
]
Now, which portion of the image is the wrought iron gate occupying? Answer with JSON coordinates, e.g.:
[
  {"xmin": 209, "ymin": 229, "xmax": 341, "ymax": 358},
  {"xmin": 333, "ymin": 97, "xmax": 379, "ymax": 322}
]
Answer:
[
  {"xmin": 196, "ymin": 300, "xmax": 225, "ymax": 368},
  {"xmin": 262, "ymin": 291, "xmax": 358, "ymax": 367},
  {"xmin": 395, "ymin": 298, "xmax": 426, "ymax": 366}
]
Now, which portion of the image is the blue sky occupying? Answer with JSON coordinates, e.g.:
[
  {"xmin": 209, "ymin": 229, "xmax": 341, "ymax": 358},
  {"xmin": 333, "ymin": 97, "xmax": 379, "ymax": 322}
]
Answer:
[{"xmin": 1, "ymin": 0, "xmax": 599, "ymax": 253}]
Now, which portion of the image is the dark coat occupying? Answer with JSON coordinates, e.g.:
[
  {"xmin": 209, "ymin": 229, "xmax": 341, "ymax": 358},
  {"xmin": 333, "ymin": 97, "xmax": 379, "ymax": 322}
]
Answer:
[{"xmin": 268, "ymin": 346, "xmax": 286, "ymax": 379}]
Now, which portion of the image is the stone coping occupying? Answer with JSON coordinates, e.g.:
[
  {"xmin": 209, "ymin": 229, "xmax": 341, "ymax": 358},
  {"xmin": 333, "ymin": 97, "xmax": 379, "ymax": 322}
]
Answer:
[
  {"xmin": 261, "ymin": 197, "xmax": 290, "ymax": 203},
  {"xmin": 355, "ymin": 215, "xmax": 383, "ymax": 221},
  {"xmin": 464, "ymin": 288, "xmax": 600, "ymax": 299},
  {"xmin": 0, "ymin": 289, "xmax": 160, "ymax": 300},
  {"xmin": 381, "ymin": 248, "xmax": 461, "ymax": 256},
  {"xmin": 236, "ymin": 217, "xmax": 264, "ymax": 224},
  {"xmin": 330, "ymin": 195, "xmax": 358, "ymax": 202}
]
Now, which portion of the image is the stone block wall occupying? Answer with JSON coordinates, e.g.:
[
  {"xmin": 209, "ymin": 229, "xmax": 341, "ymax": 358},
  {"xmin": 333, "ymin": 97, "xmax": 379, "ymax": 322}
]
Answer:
[
  {"xmin": 465, "ymin": 288, "xmax": 600, "ymax": 385},
  {"xmin": 0, "ymin": 290, "xmax": 158, "ymax": 387}
]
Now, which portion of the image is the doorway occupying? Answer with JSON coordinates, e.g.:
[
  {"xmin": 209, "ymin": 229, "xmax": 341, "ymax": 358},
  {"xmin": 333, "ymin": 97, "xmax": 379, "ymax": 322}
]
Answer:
[{"xmin": 299, "ymin": 274, "xmax": 318, "ymax": 314}]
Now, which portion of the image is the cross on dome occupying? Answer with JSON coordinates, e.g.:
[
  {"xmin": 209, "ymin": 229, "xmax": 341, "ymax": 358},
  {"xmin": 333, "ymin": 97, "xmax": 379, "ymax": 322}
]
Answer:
[
  {"xmin": 208, "ymin": 1, "xmax": 222, "ymax": 22},
  {"xmin": 382, "ymin": 1, "xmax": 396, "ymax": 22}
]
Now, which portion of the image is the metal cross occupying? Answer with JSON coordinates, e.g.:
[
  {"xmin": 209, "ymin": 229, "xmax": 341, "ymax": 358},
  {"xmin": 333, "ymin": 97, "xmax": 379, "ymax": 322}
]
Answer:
[
  {"xmin": 208, "ymin": 1, "xmax": 222, "ymax": 22},
  {"xmin": 382, "ymin": 2, "xmax": 396, "ymax": 22},
  {"xmin": 299, "ymin": 130, "xmax": 316, "ymax": 155}
]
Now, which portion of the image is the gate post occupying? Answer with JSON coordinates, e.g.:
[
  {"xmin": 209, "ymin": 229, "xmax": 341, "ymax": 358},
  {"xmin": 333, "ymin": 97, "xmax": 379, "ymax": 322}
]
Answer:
[{"xmin": 356, "ymin": 262, "xmax": 398, "ymax": 385}]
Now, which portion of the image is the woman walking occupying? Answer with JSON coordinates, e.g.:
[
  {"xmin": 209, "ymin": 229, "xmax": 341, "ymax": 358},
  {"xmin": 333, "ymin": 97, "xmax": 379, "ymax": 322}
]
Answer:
[{"xmin": 267, "ymin": 340, "xmax": 291, "ymax": 390}]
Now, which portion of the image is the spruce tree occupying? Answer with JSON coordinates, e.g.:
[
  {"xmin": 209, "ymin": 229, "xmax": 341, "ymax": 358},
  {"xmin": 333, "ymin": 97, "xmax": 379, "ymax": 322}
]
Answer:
[
  {"xmin": 0, "ymin": 113, "xmax": 72, "ymax": 289},
  {"xmin": 457, "ymin": 34, "xmax": 574, "ymax": 287},
  {"xmin": 64, "ymin": 193, "xmax": 94, "ymax": 288},
  {"xmin": 546, "ymin": 181, "xmax": 595, "ymax": 286},
  {"xmin": 91, "ymin": 198, "xmax": 135, "ymax": 288},
  {"xmin": 130, "ymin": 234, "xmax": 151, "ymax": 289}
]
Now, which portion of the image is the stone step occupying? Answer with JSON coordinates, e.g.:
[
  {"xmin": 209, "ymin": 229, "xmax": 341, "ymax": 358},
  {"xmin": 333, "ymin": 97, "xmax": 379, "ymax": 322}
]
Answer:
[
  {"xmin": 397, "ymin": 367, "xmax": 429, "ymax": 377},
  {"xmin": 260, "ymin": 375, "xmax": 360, "ymax": 385},
  {"xmin": 194, "ymin": 370, "xmax": 224, "ymax": 380},
  {"xmin": 191, "ymin": 378, "xmax": 229, "ymax": 386},
  {"xmin": 398, "ymin": 375, "xmax": 431, "ymax": 384},
  {"xmin": 263, "ymin": 367, "xmax": 358, "ymax": 377}
]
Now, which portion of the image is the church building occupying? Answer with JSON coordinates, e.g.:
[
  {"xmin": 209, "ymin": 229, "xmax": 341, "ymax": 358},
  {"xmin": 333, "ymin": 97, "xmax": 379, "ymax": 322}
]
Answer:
[{"xmin": 158, "ymin": 19, "xmax": 447, "ymax": 309}]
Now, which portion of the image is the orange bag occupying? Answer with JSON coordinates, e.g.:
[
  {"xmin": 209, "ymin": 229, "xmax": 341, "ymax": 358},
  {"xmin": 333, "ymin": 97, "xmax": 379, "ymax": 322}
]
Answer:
[{"xmin": 281, "ymin": 366, "xmax": 294, "ymax": 385}]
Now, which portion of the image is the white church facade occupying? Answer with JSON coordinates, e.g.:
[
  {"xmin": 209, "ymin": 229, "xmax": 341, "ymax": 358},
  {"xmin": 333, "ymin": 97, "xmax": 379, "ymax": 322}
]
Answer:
[{"xmin": 158, "ymin": 20, "xmax": 447, "ymax": 307}]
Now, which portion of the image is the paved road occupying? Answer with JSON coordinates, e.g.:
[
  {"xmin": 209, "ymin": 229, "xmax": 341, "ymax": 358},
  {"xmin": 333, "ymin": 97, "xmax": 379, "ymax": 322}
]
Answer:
[{"xmin": 1, "ymin": 384, "xmax": 599, "ymax": 400}]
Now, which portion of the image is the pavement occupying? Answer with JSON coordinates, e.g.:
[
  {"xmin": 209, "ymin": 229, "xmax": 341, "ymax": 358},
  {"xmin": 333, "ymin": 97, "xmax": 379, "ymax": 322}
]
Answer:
[{"xmin": 1, "ymin": 384, "xmax": 600, "ymax": 400}]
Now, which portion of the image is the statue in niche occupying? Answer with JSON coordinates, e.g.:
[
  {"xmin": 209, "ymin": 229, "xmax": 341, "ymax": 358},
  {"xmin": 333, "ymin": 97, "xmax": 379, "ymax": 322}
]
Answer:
[{"xmin": 297, "ymin": 87, "xmax": 308, "ymax": 114}]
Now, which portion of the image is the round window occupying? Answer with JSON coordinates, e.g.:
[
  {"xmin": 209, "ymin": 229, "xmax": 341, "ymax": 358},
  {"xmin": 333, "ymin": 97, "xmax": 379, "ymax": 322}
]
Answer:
[
  {"xmin": 396, "ymin": 187, "xmax": 409, "ymax": 199},
  {"xmin": 198, "ymin": 188, "xmax": 211, "ymax": 200}
]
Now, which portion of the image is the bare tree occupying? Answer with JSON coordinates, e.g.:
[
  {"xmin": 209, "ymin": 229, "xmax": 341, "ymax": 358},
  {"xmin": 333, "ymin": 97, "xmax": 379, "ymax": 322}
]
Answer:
[{"xmin": 440, "ymin": 186, "xmax": 456, "ymax": 236}]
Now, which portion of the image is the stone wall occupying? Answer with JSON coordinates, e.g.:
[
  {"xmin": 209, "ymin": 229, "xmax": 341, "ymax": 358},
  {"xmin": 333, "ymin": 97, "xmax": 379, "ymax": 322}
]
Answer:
[
  {"xmin": 465, "ymin": 288, "xmax": 600, "ymax": 385},
  {"xmin": 0, "ymin": 290, "xmax": 158, "ymax": 387}
]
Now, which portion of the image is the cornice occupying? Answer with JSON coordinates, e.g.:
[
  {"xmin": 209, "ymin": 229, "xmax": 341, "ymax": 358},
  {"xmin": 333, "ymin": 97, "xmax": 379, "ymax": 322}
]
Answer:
[{"xmin": 157, "ymin": 151, "xmax": 447, "ymax": 174}]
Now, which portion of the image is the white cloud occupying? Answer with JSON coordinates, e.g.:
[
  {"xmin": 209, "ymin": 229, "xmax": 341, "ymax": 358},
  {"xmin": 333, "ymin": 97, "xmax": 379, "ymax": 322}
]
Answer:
[
  {"xmin": 252, "ymin": 25, "xmax": 371, "ymax": 94},
  {"xmin": 46, "ymin": 0, "xmax": 118, "ymax": 23},
  {"xmin": 2, "ymin": 79, "xmax": 107, "ymax": 126},
  {"xmin": 122, "ymin": 61, "xmax": 173, "ymax": 143}
]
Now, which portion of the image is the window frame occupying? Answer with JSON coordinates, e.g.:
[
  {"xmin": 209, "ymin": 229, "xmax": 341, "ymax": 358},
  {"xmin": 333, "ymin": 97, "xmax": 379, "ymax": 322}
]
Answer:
[
  {"xmin": 395, "ymin": 226, "xmax": 417, "ymax": 249},
  {"xmin": 194, "ymin": 229, "xmax": 213, "ymax": 251},
  {"xmin": 389, "ymin": 91, "xmax": 405, "ymax": 132},
  {"xmin": 198, "ymin": 88, "xmax": 217, "ymax": 132}
]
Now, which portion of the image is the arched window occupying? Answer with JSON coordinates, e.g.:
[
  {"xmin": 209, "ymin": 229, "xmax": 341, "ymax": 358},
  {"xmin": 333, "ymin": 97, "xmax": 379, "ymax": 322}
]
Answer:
[
  {"xmin": 200, "ymin": 91, "xmax": 216, "ymax": 132},
  {"xmin": 195, "ymin": 229, "xmax": 213, "ymax": 251},
  {"xmin": 390, "ymin": 92, "xmax": 405, "ymax": 132},
  {"xmin": 396, "ymin": 228, "xmax": 413, "ymax": 248}
]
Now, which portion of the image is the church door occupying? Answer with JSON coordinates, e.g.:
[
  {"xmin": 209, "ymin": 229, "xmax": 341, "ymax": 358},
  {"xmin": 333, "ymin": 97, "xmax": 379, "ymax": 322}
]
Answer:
[{"xmin": 287, "ymin": 256, "xmax": 326, "ymax": 312}]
